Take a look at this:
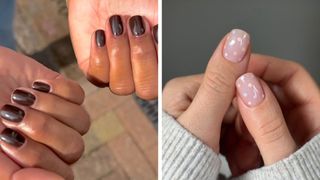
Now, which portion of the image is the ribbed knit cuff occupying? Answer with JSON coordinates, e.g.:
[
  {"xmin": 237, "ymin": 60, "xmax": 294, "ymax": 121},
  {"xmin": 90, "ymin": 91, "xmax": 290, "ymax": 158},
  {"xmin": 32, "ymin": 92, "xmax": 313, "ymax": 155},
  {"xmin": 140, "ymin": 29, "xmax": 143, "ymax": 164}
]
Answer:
[
  {"xmin": 162, "ymin": 111, "xmax": 221, "ymax": 180},
  {"xmin": 235, "ymin": 133, "xmax": 320, "ymax": 180}
]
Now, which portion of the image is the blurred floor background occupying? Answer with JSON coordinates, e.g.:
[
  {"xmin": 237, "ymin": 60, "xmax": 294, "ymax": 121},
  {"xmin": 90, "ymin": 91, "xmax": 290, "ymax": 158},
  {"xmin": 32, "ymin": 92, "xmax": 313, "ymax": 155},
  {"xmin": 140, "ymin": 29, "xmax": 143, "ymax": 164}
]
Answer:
[{"xmin": 11, "ymin": 0, "xmax": 158, "ymax": 179}]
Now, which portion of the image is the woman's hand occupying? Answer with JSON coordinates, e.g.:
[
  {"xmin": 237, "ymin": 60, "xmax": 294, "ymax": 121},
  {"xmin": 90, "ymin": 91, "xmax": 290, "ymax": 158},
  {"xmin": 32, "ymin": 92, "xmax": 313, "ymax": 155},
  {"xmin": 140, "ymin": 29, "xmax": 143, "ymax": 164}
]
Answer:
[
  {"xmin": 163, "ymin": 44, "xmax": 320, "ymax": 176},
  {"xmin": 68, "ymin": 0, "xmax": 158, "ymax": 100},
  {"xmin": 0, "ymin": 47, "xmax": 90, "ymax": 180}
]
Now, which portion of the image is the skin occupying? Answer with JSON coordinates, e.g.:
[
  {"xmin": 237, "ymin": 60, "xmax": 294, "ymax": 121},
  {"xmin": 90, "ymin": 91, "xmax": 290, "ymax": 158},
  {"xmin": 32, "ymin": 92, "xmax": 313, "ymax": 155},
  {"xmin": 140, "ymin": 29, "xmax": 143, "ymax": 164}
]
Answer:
[
  {"xmin": 68, "ymin": 0, "xmax": 158, "ymax": 100},
  {"xmin": 163, "ymin": 53, "xmax": 320, "ymax": 176},
  {"xmin": 0, "ymin": 47, "xmax": 90, "ymax": 180}
]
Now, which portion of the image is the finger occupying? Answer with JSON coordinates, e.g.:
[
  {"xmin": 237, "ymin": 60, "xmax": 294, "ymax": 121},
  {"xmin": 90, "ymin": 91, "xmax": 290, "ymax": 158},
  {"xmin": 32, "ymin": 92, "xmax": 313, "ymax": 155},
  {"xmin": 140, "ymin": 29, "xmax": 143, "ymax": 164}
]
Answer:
[
  {"xmin": 236, "ymin": 73, "xmax": 297, "ymax": 165},
  {"xmin": 0, "ymin": 129, "xmax": 73, "ymax": 179},
  {"xmin": 127, "ymin": 16, "xmax": 158, "ymax": 100},
  {"xmin": 1, "ymin": 104, "xmax": 84, "ymax": 163},
  {"xmin": 0, "ymin": 152, "xmax": 21, "ymax": 180},
  {"xmin": 249, "ymin": 54, "xmax": 320, "ymax": 106},
  {"xmin": 105, "ymin": 15, "xmax": 135, "ymax": 95},
  {"xmin": 11, "ymin": 88, "xmax": 90, "ymax": 135},
  {"xmin": 13, "ymin": 168, "xmax": 64, "ymax": 180},
  {"xmin": 177, "ymin": 29, "xmax": 251, "ymax": 151},
  {"xmin": 87, "ymin": 29, "xmax": 110, "ymax": 87},
  {"xmin": 163, "ymin": 74, "xmax": 202, "ymax": 118},
  {"xmin": 32, "ymin": 75, "xmax": 85, "ymax": 105},
  {"xmin": 152, "ymin": 25, "xmax": 158, "ymax": 47}
]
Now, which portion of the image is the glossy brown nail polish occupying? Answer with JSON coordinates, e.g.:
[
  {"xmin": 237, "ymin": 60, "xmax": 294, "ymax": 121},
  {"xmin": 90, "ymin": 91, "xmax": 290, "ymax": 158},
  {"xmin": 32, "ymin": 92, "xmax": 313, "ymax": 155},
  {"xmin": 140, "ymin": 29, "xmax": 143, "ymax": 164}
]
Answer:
[
  {"xmin": 129, "ymin": 16, "xmax": 145, "ymax": 36},
  {"xmin": 110, "ymin": 15, "xmax": 123, "ymax": 36},
  {"xmin": 32, "ymin": 81, "xmax": 51, "ymax": 93},
  {"xmin": 0, "ymin": 128, "xmax": 25, "ymax": 147},
  {"xmin": 12, "ymin": 89, "xmax": 36, "ymax": 106},
  {"xmin": 153, "ymin": 25, "xmax": 158, "ymax": 43},
  {"xmin": 95, "ymin": 30, "xmax": 106, "ymax": 47},
  {"xmin": 0, "ymin": 105, "xmax": 25, "ymax": 123}
]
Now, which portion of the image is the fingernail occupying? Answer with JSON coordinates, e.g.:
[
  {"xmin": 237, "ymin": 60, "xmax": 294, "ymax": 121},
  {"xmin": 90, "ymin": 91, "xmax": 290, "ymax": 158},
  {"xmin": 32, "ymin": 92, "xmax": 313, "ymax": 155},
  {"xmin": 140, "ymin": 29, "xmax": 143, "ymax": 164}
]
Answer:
[
  {"xmin": 87, "ymin": 75, "xmax": 109, "ymax": 88},
  {"xmin": 153, "ymin": 25, "xmax": 158, "ymax": 43},
  {"xmin": 95, "ymin": 29, "xmax": 106, "ymax": 47},
  {"xmin": 223, "ymin": 29, "xmax": 250, "ymax": 63},
  {"xmin": 32, "ymin": 81, "xmax": 51, "ymax": 93},
  {"xmin": 0, "ymin": 105, "xmax": 25, "ymax": 123},
  {"xmin": 0, "ymin": 128, "xmax": 25, "ymax": 147},
  {"xmin": 129, "ymin": 16, "xmax": 145, "ymax": 36},
  {"xmin": 109, "ymin": 15, "xmax": 123, "ymax": 36},
  {"xmin": 236, "ymin": 73, "xmax": 265, "ymax": 107},
  {"xmin": 12, "ymin": 89, "xmax": 36, "ymax": 106}
]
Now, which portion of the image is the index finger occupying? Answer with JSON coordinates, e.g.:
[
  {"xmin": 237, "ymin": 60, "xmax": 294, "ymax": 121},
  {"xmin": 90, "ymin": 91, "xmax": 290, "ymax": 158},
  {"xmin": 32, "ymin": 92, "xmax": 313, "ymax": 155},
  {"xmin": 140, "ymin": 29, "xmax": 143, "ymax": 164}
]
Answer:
[{"xmin": 249, "ymin": 54, "xmax": 320, "ymax": 105}]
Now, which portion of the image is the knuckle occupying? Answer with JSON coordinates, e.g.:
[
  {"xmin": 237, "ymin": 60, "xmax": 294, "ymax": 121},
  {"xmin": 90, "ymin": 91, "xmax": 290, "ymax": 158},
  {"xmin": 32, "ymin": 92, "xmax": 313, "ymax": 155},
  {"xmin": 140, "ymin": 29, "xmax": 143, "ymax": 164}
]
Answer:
[
  {"xmin": 132, "ymin": 45, "xmax": 155, "ymax": 59},
  {"xmin": 28, "ymin": 117, "xmax": 49, "ymax": 139},
  {"xmin": 28, "ymin": 147, "xmax": 45, "ymax": 167},
  {"xmin": 257, "ymin": 118, "xmax": 286, "ymax": 144},
  {"xmin": 203, "ymin": 70, "xmax": 233, "ymax": 94}
]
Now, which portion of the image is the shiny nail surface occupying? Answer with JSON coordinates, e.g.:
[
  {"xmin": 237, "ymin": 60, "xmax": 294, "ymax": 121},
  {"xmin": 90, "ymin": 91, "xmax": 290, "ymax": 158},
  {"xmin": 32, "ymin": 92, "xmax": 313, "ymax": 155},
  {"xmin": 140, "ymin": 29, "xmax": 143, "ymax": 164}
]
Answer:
[
  {"xmin": 110, "ymin": 15, "xmax": 123, "ymax": 36},
  {"xmin": 95, "ymin": 30, "xmax": 106, "ymax": 47},
  {"xmin": 0, "ymin": 105, "xmax": 25, "ymax": 123},
  {"xmin": 12, "ymin": 89, "xmax": 36, "ymax": 106},
  {"xmin": 153, "ymin": 25, "xmax": 158, "ymax": 43},
  {"xmin": 236, "ymin": 73, "xmax": 265, "ymax": 107},
  {"xmin": 32, "ymin": 81, "xmax": 51, "ymax": 93},
  {"xmin": 223, "ymin": 29, "xmax": 250, "ymax": 63},
  {"xmin": 0, "ymin": 129, "xmax": 25, "ymax": 147},
  {"xmin": 129, "ymin": 16, "xmax": 145, "ymax": 36}
]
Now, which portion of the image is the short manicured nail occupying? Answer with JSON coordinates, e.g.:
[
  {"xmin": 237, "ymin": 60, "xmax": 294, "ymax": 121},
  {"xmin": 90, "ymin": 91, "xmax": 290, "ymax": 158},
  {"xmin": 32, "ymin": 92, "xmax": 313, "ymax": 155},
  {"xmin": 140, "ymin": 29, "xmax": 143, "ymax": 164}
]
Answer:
[
  {"xmin": 95, "ymin": 30, "xmax": 106, "ymax": 47},
  {"xmin": 0, "ymin": 105, "xmax": 25, "ymax": 123},
  {"xmin": 87, "ymin": 75, "xmax": 109, "ymax": 88},
  {"xmin": 32, "ymin": 81, "xmax": 51, "ymax": 93},
  {"xmin": 110, "ymin": 15, "xmax": 123, "ymax": 36},
  {"xmin": 0, "ymin": 128, "xmax": 25, "ymax": 147},
  {"xmin": 129, "ymin": 16, "xmax": 145, "ymax": 36},
  {"xmin": 153, "ymin": 25, "xmax": 158, "ymax": 43},
  {"xmin": 12, "ymin": 89, "xmax": 36, "ymax": 106},
  {"xmin": 236, "ymin": 73, "xmax": 265, "ymax": 107},
  {"xmin": 223, "ymin": 29, "xmax": 250, "ymax": 63}
]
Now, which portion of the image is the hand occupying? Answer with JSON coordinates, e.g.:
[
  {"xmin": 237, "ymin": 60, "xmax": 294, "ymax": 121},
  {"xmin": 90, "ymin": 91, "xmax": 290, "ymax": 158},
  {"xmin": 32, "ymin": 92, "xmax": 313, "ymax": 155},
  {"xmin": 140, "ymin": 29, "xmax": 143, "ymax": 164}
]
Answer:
[
  {"xmin": 228, "ymin": 54, "xmax": 320, "ymax": 171},
  {"xmin": 0, "ymin": 47, "xmax": 90, "ymax": 180},
  {"xmin": 68, "ymin": 0, "xmax": 158, "ymax": 100},
  {"xmin": 163, "ymin": 52, "xmax": 320, "ymax": 176}
]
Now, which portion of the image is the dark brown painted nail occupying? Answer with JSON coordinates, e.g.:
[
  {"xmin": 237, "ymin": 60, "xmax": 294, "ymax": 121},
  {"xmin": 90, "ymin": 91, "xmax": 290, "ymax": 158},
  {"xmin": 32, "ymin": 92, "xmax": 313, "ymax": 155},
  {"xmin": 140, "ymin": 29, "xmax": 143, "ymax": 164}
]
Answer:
[
  {"xmin": 32, "ymin": 81, "xmax": 51, "ymax": 93},
  {"xmin": 129, "ymin": 16, "xmax": 145, "ymax": 36},
  {"xmin": 110, "ymin": 15, "xmax": 123, "ymax": 36},
  {"xmin": 87, "ymin": 75, "xmax": 109, "ymax": 88},
  {"xmin": 0, "ymin": 129, "xmax": 25, "ymax": 147},
  {"xmin": 12, "ymin": 89, "xmax": 36, "ymax": 106},
  {"xmin": 95, "ymin": 30, "xmax": 106, "ymax": 47},
  {"xmin": 153, "ymin": 25, "xmax": 158, "ymax": 43},
  {"xmin": 0, "ymin": 105, "xmax": 25, "ymax": 123}
]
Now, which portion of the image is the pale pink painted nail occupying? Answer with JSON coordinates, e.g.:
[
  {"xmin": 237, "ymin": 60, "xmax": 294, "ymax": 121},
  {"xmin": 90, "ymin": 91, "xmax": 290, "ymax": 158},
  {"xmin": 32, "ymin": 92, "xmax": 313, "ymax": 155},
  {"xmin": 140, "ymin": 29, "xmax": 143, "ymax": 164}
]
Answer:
[
  {"xmin": 236, "ymin": 73, "xmax": 265, "ymax": 107},
  {"xmin": 223, "ymin": 29, "xmax": 250, "ymax": 63}
]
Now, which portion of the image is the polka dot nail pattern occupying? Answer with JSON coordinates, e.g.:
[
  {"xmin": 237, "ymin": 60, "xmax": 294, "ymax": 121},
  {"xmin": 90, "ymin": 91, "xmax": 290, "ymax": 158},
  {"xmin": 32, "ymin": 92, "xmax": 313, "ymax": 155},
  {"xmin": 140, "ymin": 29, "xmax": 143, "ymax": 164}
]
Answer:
[
  {"xmin": 223, "ymin": 29, "xmax": 250, "ymax": 63},
  {"xmin": 236, "ymin": 73, "xmax": 265, "ymax": 107}
]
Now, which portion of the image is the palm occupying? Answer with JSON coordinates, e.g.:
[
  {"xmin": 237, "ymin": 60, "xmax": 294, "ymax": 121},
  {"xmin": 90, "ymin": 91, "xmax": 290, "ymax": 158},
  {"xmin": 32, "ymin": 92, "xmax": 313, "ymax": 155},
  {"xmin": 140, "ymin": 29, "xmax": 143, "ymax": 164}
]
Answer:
[
  {"xmin": 68, "ymin": 0, "xmax": 158, "ymax": 73},
  {"xmin": 0, "ymin": 47, "xmax": 61, "ymax": 179}
]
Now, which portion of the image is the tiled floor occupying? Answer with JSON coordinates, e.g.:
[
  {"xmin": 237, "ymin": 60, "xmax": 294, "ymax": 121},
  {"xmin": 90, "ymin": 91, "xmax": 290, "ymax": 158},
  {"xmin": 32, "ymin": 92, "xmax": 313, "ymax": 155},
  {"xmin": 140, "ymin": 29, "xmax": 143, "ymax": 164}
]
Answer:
[
  {"xmin": 14, "ymin": 0, "xmax": 158, "ymax": 179},
  {"xmin": 66, "ymin": 68, "xmax": 158, "ymax": 180}
]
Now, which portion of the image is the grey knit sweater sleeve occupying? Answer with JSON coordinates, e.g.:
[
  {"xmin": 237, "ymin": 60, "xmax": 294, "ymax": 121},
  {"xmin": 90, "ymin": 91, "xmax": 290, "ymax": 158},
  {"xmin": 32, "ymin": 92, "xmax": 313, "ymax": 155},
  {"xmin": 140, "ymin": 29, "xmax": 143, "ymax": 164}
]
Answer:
[{"xmin": 162, "ymin": 111, "xmax": 320, "ymax": 180}]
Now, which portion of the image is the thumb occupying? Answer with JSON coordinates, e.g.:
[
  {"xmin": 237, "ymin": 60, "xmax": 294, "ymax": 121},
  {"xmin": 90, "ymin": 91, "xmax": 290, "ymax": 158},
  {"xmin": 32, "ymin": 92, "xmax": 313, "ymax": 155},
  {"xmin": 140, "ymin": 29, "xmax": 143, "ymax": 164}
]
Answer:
[
  {"xmin": 178, "ymin": 29, "xmax": 250, "ymax": 152},
  {"xmin": 236, "ymin": 73, "xmax": 297, "ymax": 165}
]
